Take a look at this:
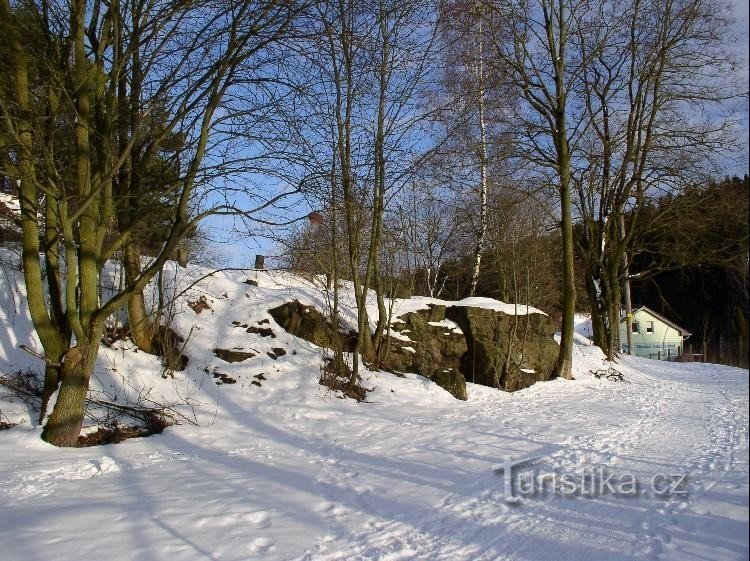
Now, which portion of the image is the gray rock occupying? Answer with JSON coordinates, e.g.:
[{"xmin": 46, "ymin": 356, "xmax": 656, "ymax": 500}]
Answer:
[
  {"xmin": 213, "ymin": 348, "xmax": 256, "ymax": 363},
  {"xmin": 268, "ymin": 299, "xmax": 560, "ymax": 395},
  {"xmin": 445, "ymin": 306, "xmax": 558, "ymax": 391},
  {"xmin": 268, "ymin": 301, "xmax": 355, "ymax": 352},
  {"xmin": 384, "ymin": 308, "xmax": 466, "ymax": 376},
  {"xmin": 431, "ymin": 368, "xmax": 467, "ymax": 400}
]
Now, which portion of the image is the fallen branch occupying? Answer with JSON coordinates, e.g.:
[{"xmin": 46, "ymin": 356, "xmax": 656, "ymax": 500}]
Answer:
[
  {"xmin": 590, "ymin": 367, "xmax": 628, "ymax": 383},
  {"xmin": 0, "ymin": 373, "xmax": 197, "ymax": 427},
  {"xmin": 0, "ymin": 373, "xmax": 42, "ymax": 400}
]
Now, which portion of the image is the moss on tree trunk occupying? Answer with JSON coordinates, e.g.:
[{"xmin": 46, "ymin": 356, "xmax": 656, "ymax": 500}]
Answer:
[{"xmin": 42, "ymin": 335, "xmax": 101, "ymax": 447}]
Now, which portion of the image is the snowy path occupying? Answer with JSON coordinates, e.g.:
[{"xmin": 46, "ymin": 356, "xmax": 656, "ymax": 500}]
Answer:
[
  {"xmin": 282, "ymin": 360, "xmax": 749, "ymax": 561},
  {"xmin": 1, "ymin": 356, "xmax": 747, "ymax": 561}
]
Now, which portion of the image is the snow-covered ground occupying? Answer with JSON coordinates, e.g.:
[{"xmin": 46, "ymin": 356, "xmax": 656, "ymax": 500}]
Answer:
[{"xmin": 0, "ymin": 254, "xmax": 748, "ymax": 561}]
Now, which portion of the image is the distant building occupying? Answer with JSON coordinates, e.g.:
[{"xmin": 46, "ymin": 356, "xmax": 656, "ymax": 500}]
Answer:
[{"xmin": 619, "ymin": 306, "xmax": 691, "ymax": 360}]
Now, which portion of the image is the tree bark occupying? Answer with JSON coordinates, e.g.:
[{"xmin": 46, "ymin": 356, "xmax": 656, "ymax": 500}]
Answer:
[
  {"xmin": 550, "ymin": 0, "xmax": 574, "ymax": 380},
  {"xmin": 123, "ymin": 244, "xmax": 153, "ymax": 353},
  {"xmin": 470, "ymin": 12, "xmax": 489, "ymax": 297},
  {"xmin": 41, "ymin": 334, "xmax": 102, "ymax": 447},
  {"xmin": 619, "ymin": 213, "xmax": 633, "ymax": 354},
  {"xmin": 2, "ymin": 0, "xmax": 70, "ymax": 421},
  {"xmin": 555, "ymin": 150, "xmax": 575, "ymax": 379}
]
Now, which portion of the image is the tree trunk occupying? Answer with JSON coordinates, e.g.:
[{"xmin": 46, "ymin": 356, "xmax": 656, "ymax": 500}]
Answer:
[
  {"xmin": 470, "ymin": 13, "xmax": 489, "ymax": 297},
  {"xmin": 606, "ymin": 263, "xmax": 621, "ymax": 359},
  {"xmin": 39, "ymin": 344, "xmax": 65, "ymax": 425},
  {"xmin": 549, "ymin": 0, "xmax": 574, "ymax": 380},
  {"xmin": 41, "ymin": 0, "xmax": 102, "ymax": 448},
  {"xmin": 555, "ymin": 170, "xmax": 575, "ymax": 379},
  {"xmin": 42, "ymin": 331, "xmax": 102, "ymax": 447},
  {"xmin": 123, "ymin": 243, "xmax": 153, "ymax": 353},
  {"xmin": 372, "ymin": 259, "xmax": 388, "ymax": 361},
  {"xmin": 619, "ymin": 213, "xmax": 633, "ymax": 355},
  {"xmin": 3, "ymin": 0, "xmax": 70, "ymax": 422},
  {"xmin": 587, "ymin": 275, "xmax": 608, "ymax": 350}
]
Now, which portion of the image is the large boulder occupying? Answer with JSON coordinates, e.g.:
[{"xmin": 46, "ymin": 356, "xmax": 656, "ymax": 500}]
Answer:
[
  {"xmin": 378, "ymin": 305, "xmax": 469, "ymax": 400},
  {"xmin": 445, "ymin": 305, "xmax": 559, "ymax": 391},
  {"xmin": 386, "ymin": 303, "xmax": 559, "ymax": 392},
  {"xmin": 268, "ymin": 300, "xmax": 356, "ymax": 352},
  {"xmin": 431, "ymin": 368, "xmax": 468, "ymax": 400},
  {"xmin": 386, "ymin": 305, "xmax": 467, "ymax": 376}
]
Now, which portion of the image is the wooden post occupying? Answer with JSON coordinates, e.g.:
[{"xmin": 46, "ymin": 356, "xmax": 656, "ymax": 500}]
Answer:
[{"xmin": 254, "ymin": 255, "xmax": 265, "ymax": 270}]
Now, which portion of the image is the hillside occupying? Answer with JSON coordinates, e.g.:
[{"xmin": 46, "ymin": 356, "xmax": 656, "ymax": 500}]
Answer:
[{"xmin": 0, "ymin": 253, "xmax": 748, "ymax": 561}]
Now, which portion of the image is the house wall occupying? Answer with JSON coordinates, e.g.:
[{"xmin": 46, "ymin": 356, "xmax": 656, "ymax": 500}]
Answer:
[{"xmin": 620, "ymin": 310, "xmax": 685, "ymax": 360}]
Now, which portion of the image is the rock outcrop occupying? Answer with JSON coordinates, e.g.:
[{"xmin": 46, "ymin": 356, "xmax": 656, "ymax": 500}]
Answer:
[
  {"xmin": 444, "ymin": 306, "xmax": 558, "ymax": 391},
  {"xmin": 268, "ymin": 299, "xmax": 559, "ymax": 395},
  {"xmin": 386, "ymin": 307, "xmax": 467, "ymax": 377},
  {"xmin": 268, "ymin": 301, "xmax": 356, "ymax": 352},
  {"xmin": 386, "ymin": 304, "xmax": 558, "ymax": 392},
  {"xmin": 213, "ymin": 348, "xmax": 256, "ymax": 363},
  {"xmin": 431, "ymin": 368, "xmax": 468, "ymax": 400}
]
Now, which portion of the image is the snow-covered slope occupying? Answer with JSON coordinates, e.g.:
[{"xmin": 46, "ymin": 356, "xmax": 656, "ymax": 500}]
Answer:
[{"xmin": 0, "ymin": 251, "xmax": 747, "ymax": 561}]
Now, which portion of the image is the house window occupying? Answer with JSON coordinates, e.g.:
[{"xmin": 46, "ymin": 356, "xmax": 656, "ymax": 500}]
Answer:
[
  {"xmin": 646, "ymin": 321, "xmax": 654, "ymax": 334},
  {"xmin": 632, "ymin": 321, "xmax": 639, "ymax": 333}
]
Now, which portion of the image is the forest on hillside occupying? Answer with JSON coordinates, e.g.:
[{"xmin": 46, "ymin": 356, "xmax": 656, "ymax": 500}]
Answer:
[
  {"xmin": 0, "ymin": 0, "xmax": 747, "ymax": 445},
  {"xmin": 631, "ymin": 175, "xmax": 749, "ymax": 367}
]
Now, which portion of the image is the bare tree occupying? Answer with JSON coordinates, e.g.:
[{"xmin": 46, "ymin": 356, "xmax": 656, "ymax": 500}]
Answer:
[
  {"xmin": 0, "ymin": 0, "xmax": 302, "ymax": 446},
  {"xmin": 392, "ymin": 178, "xmax": 463, "ymax": 298},
  {"xmin": 438, "ymin": 0, "xmax": 517, "ymax": 296},
  {"xmin": 571, "ymin": 0, "xmax": 741, "ymax": 358},
  {"xmin": 291, "ymin": 0, "xmax": 442, "ymax": 381},
  {"xmin": 488, "ymin": 0, "xmax": 582, "ymax": 379},
  {"xmin": 484, "ymin": 184, "xmax": 561, "ymax": 312}
]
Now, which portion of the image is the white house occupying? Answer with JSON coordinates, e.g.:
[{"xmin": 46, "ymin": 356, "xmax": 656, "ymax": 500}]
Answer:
[{"xmin": 619, "ymin": 306, "xmax": 691, "ymax": 360}]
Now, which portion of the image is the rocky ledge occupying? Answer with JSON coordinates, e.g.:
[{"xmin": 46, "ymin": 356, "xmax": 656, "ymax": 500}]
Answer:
[{"xmin": 268, "ymin": 300, "xmax": 559, "ymax": 399}]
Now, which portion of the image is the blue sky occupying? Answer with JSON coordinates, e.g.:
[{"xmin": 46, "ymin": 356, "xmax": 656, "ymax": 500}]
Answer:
[
  {"xmin": 731, "ymin": 0, "xmax": 750, "ymax": 174},
  {"xmin": 207, "ymin": 1, "xmax": 750, "ymax": 270}
]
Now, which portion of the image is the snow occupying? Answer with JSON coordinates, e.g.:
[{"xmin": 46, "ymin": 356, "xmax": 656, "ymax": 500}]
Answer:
[
  {"xmin": 385, "ymin": 295, "xmax": 547, "ymax": 319},
  {"xmin": 0, "ymin": 191, "xmax": 20, "ymax": 214},
  {"xmin": 428, "ymin": 319, "xmax": 463, "ymax": 334},
  {"xmin": 0, "ymin": 250, "xmax": 748, "ymax": 561},
  {"xmin": 0, "ymin": 192, "xmax": 22, "ymax": 243}
]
